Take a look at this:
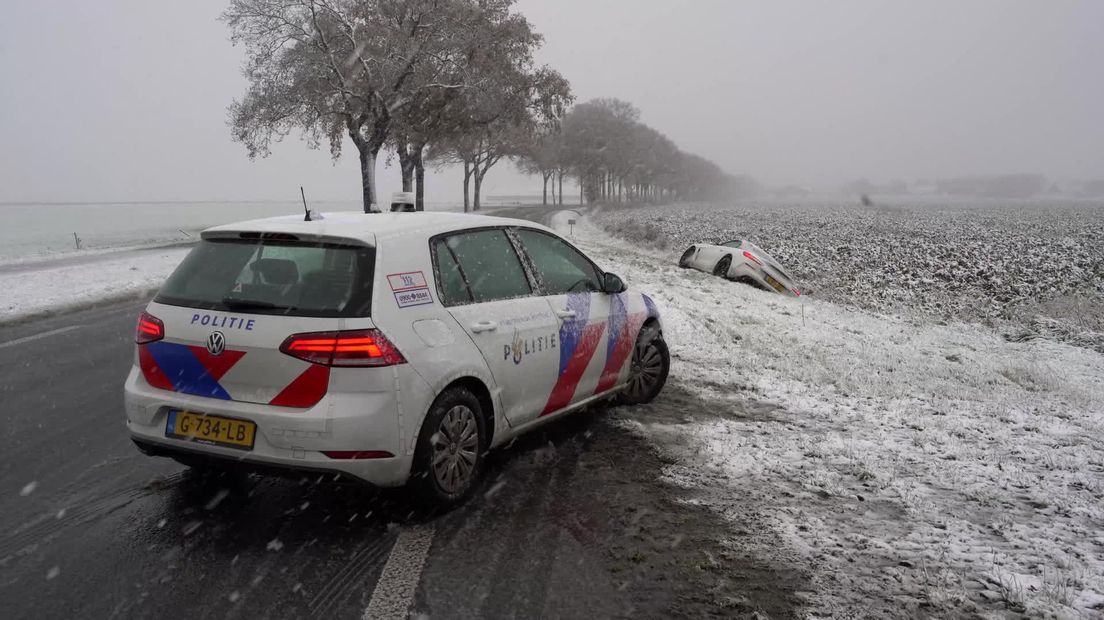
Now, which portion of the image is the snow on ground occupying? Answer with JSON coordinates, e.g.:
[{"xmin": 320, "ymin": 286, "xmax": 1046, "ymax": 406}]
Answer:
[
  {"xmin": 0, "ymin": 247, "xmax": 190, "ymax": 323},
  {"xmin": 0, "ymin": 240, "xmax": 194, "ymax": 269},
  {"xmin": 596, "ymin": 201, "xmax": 1104, "ymax": 354},
  {"xmin": 552, "ymin": 211, "xmax": 1104, "ymax": 617}
]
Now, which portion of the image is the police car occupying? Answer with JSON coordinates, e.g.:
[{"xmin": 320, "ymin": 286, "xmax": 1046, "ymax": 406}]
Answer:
[{"xmin": 125, "ymin": 211, "xmax": 669, "ymax": 506}]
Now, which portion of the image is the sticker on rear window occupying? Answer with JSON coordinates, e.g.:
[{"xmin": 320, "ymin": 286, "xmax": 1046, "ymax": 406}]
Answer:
[
  {"xmin": 387, "ymin": 271, "xmax": 428, "ymax": 292},
  {"xmin": 388, "ymin": 271, "xmax": 433, "ymax": 308}
]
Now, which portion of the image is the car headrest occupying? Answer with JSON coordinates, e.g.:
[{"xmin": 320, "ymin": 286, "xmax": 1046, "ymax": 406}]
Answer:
[{"xmin": 252, "ymin": 258, "xmax": 299, "ymax": 285}]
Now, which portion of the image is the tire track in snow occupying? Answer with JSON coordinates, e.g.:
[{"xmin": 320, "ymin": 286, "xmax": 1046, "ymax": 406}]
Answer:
[
  {"xmin": 0, "ymin": 471, "xmax": 189, "ymax": 564},
  {"xmin": 308, "ymin": 534, "xmax": 396, "ymax": 616},
  {"xmin": 362, "ymin": 526, "xmax": 435, "ymax": 620}
]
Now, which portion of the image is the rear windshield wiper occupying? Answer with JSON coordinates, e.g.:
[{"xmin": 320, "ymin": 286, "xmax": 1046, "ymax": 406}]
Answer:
[{"xmin": 221, "ymin": 297, "xmax": 293, "ymax": 312}]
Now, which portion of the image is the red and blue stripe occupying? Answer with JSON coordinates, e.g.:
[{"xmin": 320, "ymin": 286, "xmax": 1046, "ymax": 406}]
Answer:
[
  {"xmin": 541, "ymin": 293, "xmax": 606, "ymax": 415},
  {"xmin": 594, "ymin": 294, "xmax": 646, "ymax": 394},
  {"xmin": 140, "ymin": 341, "xmax": 245, "ymax": 400}
]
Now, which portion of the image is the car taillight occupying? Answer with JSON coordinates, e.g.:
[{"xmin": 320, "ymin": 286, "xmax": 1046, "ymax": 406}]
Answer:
[
  {"xmin": 743, "ymin": 251, "xmax": 763, "ymax": 266},
  {"xmin": 279, "ymin": 329, "xmax": 406, "ymax": 367},
  {"xmin": 792, "ymin": 288, "xmax": 801, "ymax": 296},
  {"xmin": 136, "ymin": 312, "xmax": 164, "ymax": 344}
]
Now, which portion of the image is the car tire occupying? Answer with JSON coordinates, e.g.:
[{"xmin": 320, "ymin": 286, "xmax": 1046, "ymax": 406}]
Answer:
[
  {"xmin": 410, "ymin": 387, "xmax": 485, "ymax": 508},
  {"xmin": 619, "ymin": 323, "xmax": 670, "ymax": 405},
  {"xmin": 712, "ymin": 255, "xmax": 732, "ymax": 278},
  {"xmin": 678, "ymin": 246, "xmax": 696, "ymax": 268}
]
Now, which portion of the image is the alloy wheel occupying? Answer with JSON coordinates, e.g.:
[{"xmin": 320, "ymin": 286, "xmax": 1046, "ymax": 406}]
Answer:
[
  {"xmin": 626, "ymin": 332, "xmax": 664, "ymax": 401},
  {"xmin": 431, "ymin": 405, "xmax": 479, "ymax": 494}
]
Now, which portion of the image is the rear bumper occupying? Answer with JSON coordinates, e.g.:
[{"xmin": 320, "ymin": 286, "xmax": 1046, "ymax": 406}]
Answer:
[
  {"xmin": 123, "ymin": 367, "xmax": 418, "ymax": 487},
  {"xmin": 130, "ymin": 437, "xmax": 387, "ymax": 485},
  {"xmin": 729, "ymin": 263, "xmax": 800, "ymax": 296},
  {"xmin": 127, "ymin": 430, "xmax": 412, "ymax": 487}
]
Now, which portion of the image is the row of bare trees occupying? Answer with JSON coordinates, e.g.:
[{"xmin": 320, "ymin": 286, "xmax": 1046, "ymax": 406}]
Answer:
[
  {"xmin": 225, "ymin": 1, "xmax": 746, "ymax": 212},
  {"xmin": 516, "ymin": 98, "xmax": 756, "ymax": 206},
  {"xmin": 225, "ymin": 0, "xmax": 569, "ymax": 212}
]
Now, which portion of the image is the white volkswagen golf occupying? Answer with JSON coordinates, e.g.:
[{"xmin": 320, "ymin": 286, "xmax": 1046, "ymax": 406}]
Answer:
[{"xmin": 124, "ymin": 211, "xmax": 669, "ymax": 506}]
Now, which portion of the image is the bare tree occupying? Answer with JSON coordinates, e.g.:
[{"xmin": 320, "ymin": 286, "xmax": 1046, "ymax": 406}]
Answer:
[
  {"xmin": 554, "ymin": 98, "xmax": 750, "ymax": 205},
  {"xmin": 415, "ymin": 1, "xmax": 570, "ymax": 211},
  {"xmin": 515, "ymin": 127, "xmax": 563, "ymax": 205},
  {"xmin": 224, "ymin": 0, "xmax": 483, "ymax": 212}
]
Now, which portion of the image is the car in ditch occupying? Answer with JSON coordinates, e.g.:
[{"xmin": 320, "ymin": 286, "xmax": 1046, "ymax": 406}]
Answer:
[
  {"xmin": 125, "ymin": 211, "xmax": 670, "ymax": 507},
  {"xmin": 679, "ymin": 239, "xmax": 801, "ymax": 296}
]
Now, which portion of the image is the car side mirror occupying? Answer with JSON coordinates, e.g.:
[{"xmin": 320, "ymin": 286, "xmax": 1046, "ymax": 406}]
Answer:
[{"xmin": 601, "ymin": 272, "xmax": 627, "ymax": 294}]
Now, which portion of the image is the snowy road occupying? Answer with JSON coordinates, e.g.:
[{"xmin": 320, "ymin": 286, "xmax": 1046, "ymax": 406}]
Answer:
[{"xmin": 0, "ymin": 207, "xmax": 801, "ymax": 619}]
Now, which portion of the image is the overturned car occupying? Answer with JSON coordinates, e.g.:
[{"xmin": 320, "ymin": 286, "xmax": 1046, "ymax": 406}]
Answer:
[{"xmin": 679, "ymin": 240, "xmax": 801, "ymax": 297}]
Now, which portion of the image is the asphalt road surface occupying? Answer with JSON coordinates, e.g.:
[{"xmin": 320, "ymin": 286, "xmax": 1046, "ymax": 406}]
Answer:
[{"xmin": 0, "ymin": 206, "xmax": 806, "ymax": 619}]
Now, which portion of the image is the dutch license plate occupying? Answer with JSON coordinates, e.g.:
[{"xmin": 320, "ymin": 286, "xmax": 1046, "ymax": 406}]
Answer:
[
  {"xmin": 166, "ymin": 410, "xmax": 256, "ymax": 450},
  {"xmin": 764, "ymin": 273, "xmax": 787, "ymax": 293}
]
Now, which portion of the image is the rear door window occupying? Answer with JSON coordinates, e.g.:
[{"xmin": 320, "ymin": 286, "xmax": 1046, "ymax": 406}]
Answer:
[
  {"xmin": 155, "ymin": 238, "xmax": 374, "ymax": 317},
  {"xmin": 432, "ymin": 229, "xmax": 531, "ymax": 305},
  {"xmin": 434, "ymin": 240, "xmax": 472, "ymax": 305}
]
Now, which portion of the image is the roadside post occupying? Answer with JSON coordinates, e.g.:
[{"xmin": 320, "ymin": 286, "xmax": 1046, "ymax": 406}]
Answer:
[{"xmin": 568, "ymin": 218, "xmax": 576, "ymax": 237}]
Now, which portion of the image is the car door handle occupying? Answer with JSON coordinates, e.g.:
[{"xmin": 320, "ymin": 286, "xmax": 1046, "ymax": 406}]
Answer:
[
  {"xmin": 554, "ymin": 309, "xmax": 577, "ymax": 320},
  {"xmin": 470, "ymin": 320, "xmax": 498, "ymax": 333}
]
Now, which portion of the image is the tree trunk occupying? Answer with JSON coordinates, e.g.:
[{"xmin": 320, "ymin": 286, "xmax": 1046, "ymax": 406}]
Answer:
[
  {"xmin": 357, "ymin": 146, "xmax": 380, "ymax": 213},
  {"xmin": 558, "ymin": 170, "xmax": 564, "ymax": 206},
  {"xmin": 542, "ymin": 173, "xmax": 548, "ymax": 206},
  {"xmin": 463, "ymin": 162, "xmax": 473, "ymax": 212},
  {"xmin": 413, "ymin": 144, "xmax": 426, "ymax": 211},
  {"xmin": 473, "ymin": 172, "xmax": 483, "ymax": 211},
  {"xmin": 397, "ymin": 145, "xmax": 415, "ymax": 193},
  {"xmin": 550, "ymin": 172, "xmax": 556, "ymax": 205}
]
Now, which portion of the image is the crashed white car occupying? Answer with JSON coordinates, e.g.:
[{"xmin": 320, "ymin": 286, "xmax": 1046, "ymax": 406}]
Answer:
[{"xmin": 679, "ymin": 240, "xmax": 801, "ymax": 296}]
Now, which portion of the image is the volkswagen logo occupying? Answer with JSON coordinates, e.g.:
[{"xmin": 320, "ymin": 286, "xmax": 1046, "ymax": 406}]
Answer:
[{"xmin": 206, "ymin": 331, "xmax": 226, "ymax": 356}]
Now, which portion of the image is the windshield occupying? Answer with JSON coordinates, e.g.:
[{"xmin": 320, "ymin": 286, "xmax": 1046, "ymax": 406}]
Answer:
[{"xmin": 154, "ymin": 238, "xmax": 374, "ymax": 317}]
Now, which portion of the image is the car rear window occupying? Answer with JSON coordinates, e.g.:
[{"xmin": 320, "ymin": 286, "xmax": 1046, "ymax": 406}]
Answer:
[{"xmin": 155, "ymin": 238, "xmax": 374, "ymax": 317}]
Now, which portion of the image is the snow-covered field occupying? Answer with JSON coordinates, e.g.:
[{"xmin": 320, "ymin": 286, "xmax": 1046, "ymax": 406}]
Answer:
[
  {"xmin": 596, "ymin": 201, "xmax": 1104, "ymax": 353},
  {"xmin": 0, "ymin": 200, "xmax": 478, "ymax": 262},
  {"xmin": 0, "ymin": 248, "xmax": 191, "ymax": 323},
  {"xmin": 552, "ymin": 211, "xmax": 1104, "ymax": 617}
]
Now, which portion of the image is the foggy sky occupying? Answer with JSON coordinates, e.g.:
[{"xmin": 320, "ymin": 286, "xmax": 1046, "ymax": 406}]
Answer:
[{"xmin": 1, "ymin": 0, "xmax": 1101, "ymax": 203}]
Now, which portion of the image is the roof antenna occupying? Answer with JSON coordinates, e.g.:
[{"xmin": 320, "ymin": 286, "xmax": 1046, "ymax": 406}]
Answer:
[{"xmin": 301, "ymin": 186, "xmax": 312, "ymax": 222}]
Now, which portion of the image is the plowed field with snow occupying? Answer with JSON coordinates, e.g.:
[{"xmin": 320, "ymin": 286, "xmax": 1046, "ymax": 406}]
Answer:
[
  {"xmin": 596, "ymin": 201, "xmax": 1104, "ymax": 353},
  {"xmin": 555, "ymin": 208, "xmax": 1104, "ymax": 617}
]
